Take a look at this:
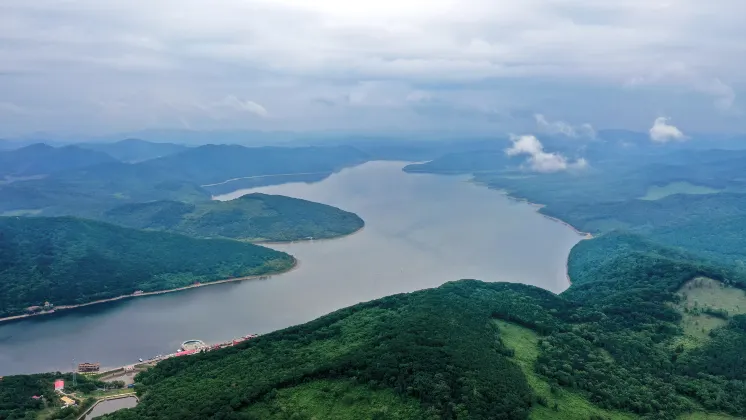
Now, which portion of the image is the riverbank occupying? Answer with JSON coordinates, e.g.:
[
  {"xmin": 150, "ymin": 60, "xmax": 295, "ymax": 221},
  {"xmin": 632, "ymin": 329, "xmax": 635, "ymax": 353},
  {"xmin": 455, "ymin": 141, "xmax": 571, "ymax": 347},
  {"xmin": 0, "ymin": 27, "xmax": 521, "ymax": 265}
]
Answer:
[
  {"xmin": 0, "ymin": 258, "xmax": 299, "ymax": 324},
  {"xmin": 250, "ymin": 224, "xmax": 366, "ymax": 245},
  {"xmin": 474, "ymin": 181, "xmax": 593, "ymax": 239},
  {"xmin": 467, "ymin": 179, "xmax": 593, "ymax": 289}
]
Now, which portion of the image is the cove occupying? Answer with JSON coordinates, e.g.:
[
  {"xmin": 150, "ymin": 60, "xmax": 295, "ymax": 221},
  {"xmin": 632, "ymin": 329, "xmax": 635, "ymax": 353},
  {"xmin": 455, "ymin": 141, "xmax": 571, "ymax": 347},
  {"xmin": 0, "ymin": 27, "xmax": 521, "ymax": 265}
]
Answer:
[{"xmin": 0, "ymin": 161, "xmax": 582, "ymax": 375}]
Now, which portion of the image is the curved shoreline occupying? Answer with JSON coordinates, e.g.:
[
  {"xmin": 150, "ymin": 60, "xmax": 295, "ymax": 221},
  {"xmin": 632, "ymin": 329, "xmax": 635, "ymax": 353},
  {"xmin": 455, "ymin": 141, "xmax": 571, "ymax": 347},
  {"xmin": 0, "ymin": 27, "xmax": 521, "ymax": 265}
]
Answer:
[
  {"xmin": 251, "ymin": 224, "xmax": 366, "ymax": 245},
  {"xmin": 473, "ymin": 182, "xmax": 593, "ymax": 288},
  {"xmin": 0, "ymin": 258, "xmax": 299, "ymax": 324}
]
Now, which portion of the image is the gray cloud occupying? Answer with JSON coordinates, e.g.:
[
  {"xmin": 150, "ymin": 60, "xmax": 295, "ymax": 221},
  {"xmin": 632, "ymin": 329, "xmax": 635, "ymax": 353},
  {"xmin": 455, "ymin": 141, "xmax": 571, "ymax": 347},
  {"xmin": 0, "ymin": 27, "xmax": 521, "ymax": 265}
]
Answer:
[
  {"xmin": 0, "ymin": 0, "xmax": 744, "ymax": 135},
  {"xmin": 534, "ymin": 114, "xmax": 596, "ymax": 138}
]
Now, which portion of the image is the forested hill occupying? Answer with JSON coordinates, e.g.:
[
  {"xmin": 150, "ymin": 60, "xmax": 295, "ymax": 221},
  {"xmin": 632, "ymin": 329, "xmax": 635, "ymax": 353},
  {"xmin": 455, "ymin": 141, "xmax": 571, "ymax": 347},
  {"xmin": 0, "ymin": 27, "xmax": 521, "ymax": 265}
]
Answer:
[
  {"xmin": 0, "ymin": 216, "xmax": 294, "ymax": 318},
  {"xmin": 103, "ymin": 193, "xmax": 364, "ymax": 242},
  {"xmin": 140, "ymin": 144, "xmax": 370, "ymax": 185},
  {"xmin": 77, "ymin": 138, "xmax": 189, "ymax": 163},
  {"xmin": 94, "ymin": 233, "xmax": 746, "ymax": 420},
  {"xmin": 0, "ymin": 143, "xmax": 117, "ymax": 178},
  {"xmin": 0, "ymin": 145, "xmax": 369, "ymax": 218}
]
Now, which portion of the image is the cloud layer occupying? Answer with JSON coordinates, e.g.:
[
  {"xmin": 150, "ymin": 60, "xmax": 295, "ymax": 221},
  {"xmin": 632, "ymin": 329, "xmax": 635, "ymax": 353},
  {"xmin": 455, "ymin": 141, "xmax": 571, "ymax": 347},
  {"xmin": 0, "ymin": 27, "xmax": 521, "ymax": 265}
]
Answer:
[
  {"xmin": 534, "ymin": 114, "xmax": 595, "ymax": 138},
  {"xmin": 506, "ymin": 135, "xmax": 588, "ymax": 173},
  {"xmin": 649, "ymin": 117, "xmax": 686, "ymax": 143},
  {"xmin": 0, "ymin": 0, "xmax": 744, "ymax": 135}
]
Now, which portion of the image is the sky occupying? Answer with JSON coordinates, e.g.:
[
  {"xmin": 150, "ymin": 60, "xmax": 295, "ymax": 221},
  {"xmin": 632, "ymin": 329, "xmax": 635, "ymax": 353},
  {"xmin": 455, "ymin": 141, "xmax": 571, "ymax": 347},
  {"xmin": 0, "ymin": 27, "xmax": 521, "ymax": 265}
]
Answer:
[{"xmin": 1, "ymin": 0, "xmax": 745, "ymax": 137}]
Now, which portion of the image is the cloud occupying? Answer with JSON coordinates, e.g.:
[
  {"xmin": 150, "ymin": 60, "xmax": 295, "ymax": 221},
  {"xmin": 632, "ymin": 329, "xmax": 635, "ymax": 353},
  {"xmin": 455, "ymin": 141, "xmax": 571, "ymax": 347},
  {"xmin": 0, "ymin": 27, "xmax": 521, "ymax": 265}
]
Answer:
[
  {"xmin": 506, "ymin": 134, "xmax": 588, "ymax": 173},
  {"xmin": 649, "ymin": 117, "xmax": 686, "ymax": 143},
  {"xmin": 188, "ymin": 96, "xmax": 268, "ymax": 119},
  {"xmin": 0, "ymin": 102, "xmax": 26, "ymax": 114},
  {"xmin": 0, "ymin": 0, "xmax": 744, "ymax": 134},
  {"xmin": 534, "ymin": 114, "xmax": 595, "ymax": 138},
  {"xmin": 626, "ymin": 64, "xmax": 737, "ymax": 110},
  {"xmin": 215, "ymin": 96, "xmax": 269, "ymax": 117}
]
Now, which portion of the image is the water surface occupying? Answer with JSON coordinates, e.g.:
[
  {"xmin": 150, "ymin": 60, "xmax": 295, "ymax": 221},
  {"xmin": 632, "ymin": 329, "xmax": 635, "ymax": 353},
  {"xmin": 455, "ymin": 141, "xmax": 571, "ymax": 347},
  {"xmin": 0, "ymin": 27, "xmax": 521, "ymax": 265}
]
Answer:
[
  {"xmin": 0, "ymin": 161, "xmax": 581, "ymax": 375},
  {"xmin": 84, "ymin": 397, "xmax": 138, "ymax": 420}
]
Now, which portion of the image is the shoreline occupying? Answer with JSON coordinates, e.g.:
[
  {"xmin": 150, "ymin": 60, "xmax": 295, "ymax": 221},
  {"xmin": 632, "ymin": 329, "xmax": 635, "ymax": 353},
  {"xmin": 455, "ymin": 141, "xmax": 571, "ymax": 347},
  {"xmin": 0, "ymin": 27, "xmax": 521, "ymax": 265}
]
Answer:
[
  {"xmin": 470, "ymin": 179, "xmax": 593, "ymax": 288},
  {"xmin": 251, "ymin": 224, "xmax": 366, "ymax": 245},
  {"xmin": 0, "ymin": 258, "xmax": 300, "ymax": 324}
]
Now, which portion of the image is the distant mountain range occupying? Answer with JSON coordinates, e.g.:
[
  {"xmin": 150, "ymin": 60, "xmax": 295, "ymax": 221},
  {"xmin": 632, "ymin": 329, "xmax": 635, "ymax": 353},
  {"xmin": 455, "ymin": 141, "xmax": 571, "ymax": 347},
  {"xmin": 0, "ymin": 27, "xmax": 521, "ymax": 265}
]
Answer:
[
  {"xmin": 0, "ymin": 144, "xmax": 371, "ymax": 217},
  {"xmin": 76, "ymin": 138, "xmax": 189, "ymax": 162},
  {"xmin": 0, "ymin": 143, "xmax": 117, "ymax": 178}
]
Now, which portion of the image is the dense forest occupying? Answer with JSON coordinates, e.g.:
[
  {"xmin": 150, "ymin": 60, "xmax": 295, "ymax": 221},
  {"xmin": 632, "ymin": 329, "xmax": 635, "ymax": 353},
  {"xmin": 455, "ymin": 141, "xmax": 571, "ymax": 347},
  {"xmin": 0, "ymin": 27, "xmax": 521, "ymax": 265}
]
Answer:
[
  {"xmin": 0, "ymin": 372, "xmax": 118, "ymax": 420},
  {"xmin": 103, "ymin": 193, "xmax": 364, "ymax": 242},
  {"xmin": 0, "ymin": 216, "xmax": 294, "ymax": 318},
  {"xmin": 94, "ymin": 243, "xmax": 746, "ymax": 420}
]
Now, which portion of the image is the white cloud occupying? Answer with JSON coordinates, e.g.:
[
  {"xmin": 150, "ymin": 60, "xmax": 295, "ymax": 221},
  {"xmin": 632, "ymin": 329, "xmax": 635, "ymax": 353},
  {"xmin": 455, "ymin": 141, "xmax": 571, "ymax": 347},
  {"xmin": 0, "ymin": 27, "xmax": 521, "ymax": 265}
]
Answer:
[
  {"xmin": 649, "ymin": 117, "xmax": 686, "ymax": 143},
  {"xmin": 506, "ymin": 134, "xmax": 588, "ymax": 173},
  {"xmin": 534, "ymin": 114, "xmax": 596, "ymax": 138}
]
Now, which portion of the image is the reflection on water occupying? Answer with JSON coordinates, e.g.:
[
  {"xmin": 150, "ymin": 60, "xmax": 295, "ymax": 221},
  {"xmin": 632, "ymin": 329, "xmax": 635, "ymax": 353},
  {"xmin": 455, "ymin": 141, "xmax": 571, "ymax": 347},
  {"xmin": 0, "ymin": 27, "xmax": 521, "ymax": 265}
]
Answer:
[{"xmin": 0, "ymin": 161, "xmax": 582, "ymax": 375}]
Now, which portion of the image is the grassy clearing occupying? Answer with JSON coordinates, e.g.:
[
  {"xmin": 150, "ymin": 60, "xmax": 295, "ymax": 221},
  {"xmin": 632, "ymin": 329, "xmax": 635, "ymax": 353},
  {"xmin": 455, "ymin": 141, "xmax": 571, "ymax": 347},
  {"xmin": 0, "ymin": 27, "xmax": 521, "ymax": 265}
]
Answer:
[
  {"xmin": 674, "ymin": 277, "xmax": 746, "ymax": 344},
  {"xmin": 242, "ymin": 379, "xmax": 425, "ymax": 420},
  {"xmin": 494, "ymin": 320, "xmax": 638, "ymax": 420},
  {"xmin": 639, "ymin": 182, "xmax": 720, "ymax": 201}
]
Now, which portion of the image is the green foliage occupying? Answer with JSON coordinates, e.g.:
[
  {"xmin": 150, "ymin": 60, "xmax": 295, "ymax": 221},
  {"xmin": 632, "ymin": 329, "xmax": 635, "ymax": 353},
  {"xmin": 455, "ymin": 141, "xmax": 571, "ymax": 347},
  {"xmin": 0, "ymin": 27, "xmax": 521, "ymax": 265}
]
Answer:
[
  {"xmin": 242, "ymin": 379, "xmax": 426, "ymax": 420},
  {"xmin": 0, "ymin": 216, "xmax": 294, "ymax": 318},
  {"xmin": 0, "ymin": 372, "xmax": 104, "ymax": 420},
  {"xmin": 104, "ymin": 281, "xmax": 560, "ymax": 420},
  {"xmin": 103, "ymin": 193, "xmax": 364, "ymax": 242}
]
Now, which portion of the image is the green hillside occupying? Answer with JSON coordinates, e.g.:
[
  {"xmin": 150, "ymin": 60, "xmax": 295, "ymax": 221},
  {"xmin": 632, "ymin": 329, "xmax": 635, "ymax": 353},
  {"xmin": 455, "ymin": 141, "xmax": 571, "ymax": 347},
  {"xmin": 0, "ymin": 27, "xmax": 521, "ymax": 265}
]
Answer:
[
  {"xmin": 0, "ymin": 216, "xmax": 294, "ymax": 318},
  {"xmin": 93, "ymin": 234, "xmax": 746, "ymax": 420},
  {"xmin": 103, "ymin": 193, "xmax": 364, "ymax": 242}
]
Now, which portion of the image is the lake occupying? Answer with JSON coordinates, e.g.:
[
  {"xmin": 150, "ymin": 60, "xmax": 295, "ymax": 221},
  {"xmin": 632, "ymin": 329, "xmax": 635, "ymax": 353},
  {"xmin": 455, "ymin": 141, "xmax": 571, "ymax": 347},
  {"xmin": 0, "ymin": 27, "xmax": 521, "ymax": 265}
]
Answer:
[{"xmin": 0, "ymin": 161, "xmax": 582, "ymax": 375}]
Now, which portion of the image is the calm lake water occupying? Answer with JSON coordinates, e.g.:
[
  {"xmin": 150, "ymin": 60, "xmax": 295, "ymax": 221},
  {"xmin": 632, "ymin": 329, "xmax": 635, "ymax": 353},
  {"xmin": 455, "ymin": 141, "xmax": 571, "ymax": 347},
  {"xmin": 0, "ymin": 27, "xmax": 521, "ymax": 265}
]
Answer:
[
  {"xmin": 84, "ymin": 397, "xmax": 138, "ymax": 420},
  {"xmin": 0, "ymin": 161, "xmax": 582, "ymax": 375}
]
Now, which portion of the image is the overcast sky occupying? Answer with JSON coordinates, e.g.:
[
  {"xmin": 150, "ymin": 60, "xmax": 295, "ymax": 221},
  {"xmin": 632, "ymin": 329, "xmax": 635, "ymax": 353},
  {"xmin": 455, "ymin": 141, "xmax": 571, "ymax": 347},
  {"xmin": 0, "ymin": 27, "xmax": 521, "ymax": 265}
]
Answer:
[{"xmin": 1, "ymin": 0, "xmax": 745, "ymax": 137}]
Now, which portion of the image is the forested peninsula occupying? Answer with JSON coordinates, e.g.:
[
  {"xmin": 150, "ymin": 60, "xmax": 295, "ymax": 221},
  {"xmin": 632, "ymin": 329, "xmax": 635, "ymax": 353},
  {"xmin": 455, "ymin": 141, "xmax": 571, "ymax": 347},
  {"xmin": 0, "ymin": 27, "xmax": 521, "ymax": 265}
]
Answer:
[
  {"xmin": 0, "ymin": 216, "xmax": 295, "ymax": 319},
  {"xmin": 103, "ymin": 193, "xmax": 364, "ymax": 242}
]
